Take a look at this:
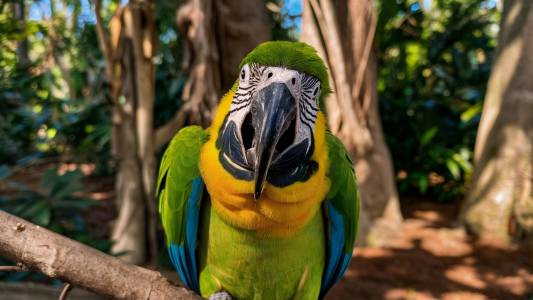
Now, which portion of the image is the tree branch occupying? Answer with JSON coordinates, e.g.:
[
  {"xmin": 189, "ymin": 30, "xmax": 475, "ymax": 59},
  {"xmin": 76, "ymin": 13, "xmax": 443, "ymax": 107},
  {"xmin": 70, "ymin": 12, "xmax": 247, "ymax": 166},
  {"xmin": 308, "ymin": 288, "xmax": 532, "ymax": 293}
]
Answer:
[
  {"xmin": 155, "ymin": 104, "xmax": 191, "ymax": 149},
  {"xmin": 0, "ymin": 265, "xmax": 24, "ymax": 273},
  {"xmin": 92, "ymin": 0, "xmax": 126, "ymax": 118},
  {"xmin": 93, "ymin": 0, "xmax": 113, "ymax": 81},
  {"xmin": 0, "ymin": 210, "xmax": 202, "ymax": 300},
  {"xmin": 59, "ymin": 283, "xmax": 73, "ymax": 300}
]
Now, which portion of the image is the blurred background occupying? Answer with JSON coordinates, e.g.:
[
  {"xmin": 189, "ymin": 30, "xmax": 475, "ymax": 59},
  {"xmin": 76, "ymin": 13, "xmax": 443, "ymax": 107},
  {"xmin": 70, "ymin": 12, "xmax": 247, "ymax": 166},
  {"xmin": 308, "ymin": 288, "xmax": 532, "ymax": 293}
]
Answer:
[{"xmin": 1, "ymin": 0, "xmax": 532, "ymax": 299}]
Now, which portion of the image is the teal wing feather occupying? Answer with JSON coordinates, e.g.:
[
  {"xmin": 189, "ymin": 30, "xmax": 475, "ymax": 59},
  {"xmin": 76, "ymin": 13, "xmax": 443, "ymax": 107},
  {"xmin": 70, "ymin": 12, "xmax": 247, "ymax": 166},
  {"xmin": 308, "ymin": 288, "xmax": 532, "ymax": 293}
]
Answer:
[
  {"xmin": 157, "ymin": 126, "xmax": 209, "ymax": 294},
  {"xmin": 320, "ymin": 132, "xmax": 360, "ymax": 299}
]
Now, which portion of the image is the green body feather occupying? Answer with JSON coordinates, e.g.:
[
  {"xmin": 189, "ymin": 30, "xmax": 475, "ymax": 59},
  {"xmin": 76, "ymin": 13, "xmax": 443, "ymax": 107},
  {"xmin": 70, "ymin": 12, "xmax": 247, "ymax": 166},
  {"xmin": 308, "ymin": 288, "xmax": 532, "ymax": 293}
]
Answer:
[
  {"xmin": 324, "ymin": 132, "xmax": 360, "ymax": 254},
  {"xmin": 198, "ymin": 198, "xmax": 325, "ymax": 299},
  {"xmin": 157, "ymin": 126, "xmax": 208, "ymax": 247}
]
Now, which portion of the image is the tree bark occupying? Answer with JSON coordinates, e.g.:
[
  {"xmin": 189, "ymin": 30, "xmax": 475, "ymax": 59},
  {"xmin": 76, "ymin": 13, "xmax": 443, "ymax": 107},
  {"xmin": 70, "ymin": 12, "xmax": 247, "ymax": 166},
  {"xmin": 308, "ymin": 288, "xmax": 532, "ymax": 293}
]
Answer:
[
  {"xmin": 12, "ymin": 0, "xmax": 29, "ymax": 70},
  {"xmin": 301, "ymin": 0, "xmax": 403, "ymax": 247},
  {"xmin": 0, "ymin": 210, "xmax": 202, "ymax": 300},
  {"xmin": 94, "ymin": 0, "xmax": 158, "ymax": 265},
  {"xmin": 170, "ymin": 0, "xmax": 271, "ymax": 130},
  {"xmin": 460, "ymin": 0, "xmax": 533, "ymax": 245}
]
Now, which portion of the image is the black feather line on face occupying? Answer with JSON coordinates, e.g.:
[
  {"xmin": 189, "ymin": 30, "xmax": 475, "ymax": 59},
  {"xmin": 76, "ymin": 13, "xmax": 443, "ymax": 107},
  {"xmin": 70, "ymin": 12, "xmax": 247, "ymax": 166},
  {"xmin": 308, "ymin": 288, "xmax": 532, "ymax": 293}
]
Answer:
[{"xmin": 218, "ymin": 64, "xmax": 323, "ymax": 188}]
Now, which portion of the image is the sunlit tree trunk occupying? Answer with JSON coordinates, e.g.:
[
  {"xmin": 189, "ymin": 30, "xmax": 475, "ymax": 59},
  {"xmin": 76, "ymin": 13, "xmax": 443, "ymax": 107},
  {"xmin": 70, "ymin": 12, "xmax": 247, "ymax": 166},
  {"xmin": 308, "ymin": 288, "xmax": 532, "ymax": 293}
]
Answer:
[
  {"xmin": 460, "ymin": 0, "xmax": 533, "ymax": 245},
  {"xmin": 94, "ymin": 0, "xmax": 158, "ymax": 265},
  {"xmin": 49, "ymin": 1, "xmax": 75, "ymax": 100},
  {"xmin": 301, "ymin": 0, "xmax": 403, "ymax": 247}
]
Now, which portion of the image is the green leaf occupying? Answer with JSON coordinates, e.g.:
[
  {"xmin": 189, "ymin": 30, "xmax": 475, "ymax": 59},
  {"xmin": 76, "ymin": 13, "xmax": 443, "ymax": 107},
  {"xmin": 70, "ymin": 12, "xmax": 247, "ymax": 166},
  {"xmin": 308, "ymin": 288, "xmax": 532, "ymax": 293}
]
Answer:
[
  {"xmin": 418, "ymin": 176, "xmax": 429, "ymax": 194},
  {"xmin": 0, "ymin": 165, "xmax": 11, "ymax": 182},
  {"xmin": 20, "ymin": 200, "xmax": 51, "ymax": 226},
  {"xmin": 445, "ymin": 158, "xmax": 461, "ymax": 179},
  {"xmin": 452, "ymin": 153, "xmax": 473, "ymax": 173},
  {"xmin": 44, "ymin": 168, "xmax": 86, "ymax": 198},
  {"xmin": 460, "ymin": 102, "xmax": 483, "ymax": 122},
  {"xmin": 34, "ymin": 207, "xmax": 52, "ymax": 227},
  {"xmin": 54, "ymin": 198, "xmax": 97, "ymax": 212},
  {"xmin": 459, "ymin": 147, "xmax": 470, "ymax": 161},
  {"xmin": 15, "ymin": 152, "xmax": 42, "ymax": 166},
  {"xmin": 49, "ymin": 182, "xmax": 86, "ymax": 200},
  {"xmin": 420, "ymin": 126, "xmax": 439, "ymax": 147},
  {"xmin": 40, "ymin": 168, "xmax": 60, "ymax": 190}
]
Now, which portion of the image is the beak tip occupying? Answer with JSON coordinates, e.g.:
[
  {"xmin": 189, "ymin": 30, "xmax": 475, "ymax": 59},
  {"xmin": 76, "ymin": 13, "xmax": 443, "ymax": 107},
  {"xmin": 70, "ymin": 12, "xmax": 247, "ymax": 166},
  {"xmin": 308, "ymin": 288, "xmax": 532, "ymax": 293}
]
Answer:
[{"xmin": 254, "ymin": 190, "xmax": 262, "ymax": 201}]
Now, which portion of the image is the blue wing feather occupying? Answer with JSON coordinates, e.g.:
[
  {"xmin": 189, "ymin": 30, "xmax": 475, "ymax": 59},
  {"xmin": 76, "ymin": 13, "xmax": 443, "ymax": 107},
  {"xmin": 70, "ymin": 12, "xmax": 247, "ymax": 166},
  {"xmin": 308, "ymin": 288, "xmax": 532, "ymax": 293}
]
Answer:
[
  {"xmin": 167, "ymin": 176, "xmax": 203, "ymax": 294},
  {"xmin": 320, "ymin": 132, "xmax": 360, "ymax": 299},
  {"xmin": 319, "ymin": 200, "xmax": 353, "ymax": 299}
]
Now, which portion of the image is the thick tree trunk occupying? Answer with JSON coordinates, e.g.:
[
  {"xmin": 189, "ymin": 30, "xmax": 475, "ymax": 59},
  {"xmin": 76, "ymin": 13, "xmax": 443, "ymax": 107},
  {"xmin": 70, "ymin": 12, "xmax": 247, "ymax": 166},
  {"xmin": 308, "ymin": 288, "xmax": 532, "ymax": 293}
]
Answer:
[
  {"xmin": 172, "ymin": 0, "xmax": 271, "ymax": 130},
  {"xmin": 460, "ymin": 0, "xmax": 533, "ymax": 245},
  {"xmin": 301, "ymin": 0, "xmax": 403, "ymax": 247},
  {"xmin": 110, "ymin": 38, "xmax": 147, "ymax": 265},
  {"xmin": 94, "ymin": 0, "xmax": 158, "ymax": 265}
]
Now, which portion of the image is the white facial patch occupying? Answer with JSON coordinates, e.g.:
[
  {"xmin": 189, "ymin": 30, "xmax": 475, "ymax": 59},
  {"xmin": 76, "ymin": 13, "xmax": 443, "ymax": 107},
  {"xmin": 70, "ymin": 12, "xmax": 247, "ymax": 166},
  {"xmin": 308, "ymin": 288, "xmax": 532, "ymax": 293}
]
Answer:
[{"xmin": 227, "ymin": 64, "xmax": 322, "ymax": 155}]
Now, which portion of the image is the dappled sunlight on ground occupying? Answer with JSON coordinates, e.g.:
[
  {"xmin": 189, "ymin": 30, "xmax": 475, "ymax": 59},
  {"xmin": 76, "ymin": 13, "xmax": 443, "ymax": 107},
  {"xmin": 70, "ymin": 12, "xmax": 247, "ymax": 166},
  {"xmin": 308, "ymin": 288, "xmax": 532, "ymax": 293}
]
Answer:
[{"xmin": 326, "ymin": 202, "xmax": 533, "ymax": 300}]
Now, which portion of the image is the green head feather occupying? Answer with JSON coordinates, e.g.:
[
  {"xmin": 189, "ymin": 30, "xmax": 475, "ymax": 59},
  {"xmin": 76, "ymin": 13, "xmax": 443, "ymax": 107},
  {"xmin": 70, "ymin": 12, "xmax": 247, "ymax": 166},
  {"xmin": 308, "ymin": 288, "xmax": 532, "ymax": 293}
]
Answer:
[{"xmin": 232, "ymin": 41, "xmax": 332, "ymax": 96}]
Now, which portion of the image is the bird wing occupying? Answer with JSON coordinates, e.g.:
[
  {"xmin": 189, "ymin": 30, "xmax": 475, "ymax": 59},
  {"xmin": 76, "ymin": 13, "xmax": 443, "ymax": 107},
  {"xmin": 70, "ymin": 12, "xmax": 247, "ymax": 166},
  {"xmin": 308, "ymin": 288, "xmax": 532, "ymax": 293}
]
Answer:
[
  {"xmin": 319, "ymin": 132, "xmax": 360, "ymax": 299},
  {"xmin": 157, "ymin": 126, "xmax": 209, "ymax": 295}
]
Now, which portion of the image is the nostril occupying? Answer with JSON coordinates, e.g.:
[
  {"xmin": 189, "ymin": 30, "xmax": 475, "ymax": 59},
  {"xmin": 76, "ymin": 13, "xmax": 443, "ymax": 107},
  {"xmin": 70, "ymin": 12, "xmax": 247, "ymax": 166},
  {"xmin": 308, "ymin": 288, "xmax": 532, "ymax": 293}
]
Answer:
[{"xmin": 292, "ymin": 78, "xmax": 296, "ymax": 85}]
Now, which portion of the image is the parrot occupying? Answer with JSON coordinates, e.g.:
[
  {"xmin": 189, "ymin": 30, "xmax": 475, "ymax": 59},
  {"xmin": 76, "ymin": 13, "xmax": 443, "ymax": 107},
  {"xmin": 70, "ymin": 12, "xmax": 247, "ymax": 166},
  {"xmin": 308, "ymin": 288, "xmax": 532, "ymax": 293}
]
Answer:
[{"xmin": 157, "ymin": 41, "xmax": 360, "ymax": 300}]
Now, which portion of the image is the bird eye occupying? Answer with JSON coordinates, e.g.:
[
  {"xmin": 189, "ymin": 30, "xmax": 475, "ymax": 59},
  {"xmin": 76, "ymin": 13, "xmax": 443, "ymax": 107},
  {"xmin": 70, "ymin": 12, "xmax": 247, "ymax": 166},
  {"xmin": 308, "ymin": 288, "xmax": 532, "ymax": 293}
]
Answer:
[
  {"xmin": 241, "ymin": 70, "xmax": 245, "ymax": 80},
  {"xmin": 268, "ymin": 72, "xmax": 273, "ymax": 79},
  {"xmin": 292, "ymin": 78, "xmax": 296, "ymax": 85}
]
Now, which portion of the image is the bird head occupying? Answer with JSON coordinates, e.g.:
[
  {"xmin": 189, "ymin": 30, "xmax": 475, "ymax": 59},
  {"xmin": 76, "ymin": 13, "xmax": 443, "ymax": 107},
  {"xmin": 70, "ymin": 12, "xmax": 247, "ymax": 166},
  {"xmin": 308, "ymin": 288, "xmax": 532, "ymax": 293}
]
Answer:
[{"xmin": 217, "ymin": 41, "xmax": 331, "ymax": 200}]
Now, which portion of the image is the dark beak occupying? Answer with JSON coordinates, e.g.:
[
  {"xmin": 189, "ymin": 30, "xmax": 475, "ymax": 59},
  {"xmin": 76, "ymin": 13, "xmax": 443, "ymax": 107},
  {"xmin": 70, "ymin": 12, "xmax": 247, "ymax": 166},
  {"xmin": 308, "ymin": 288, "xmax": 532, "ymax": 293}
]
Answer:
[{"xmin": 250, "ymin": 83, "xmax": 297, "ymax": 200}]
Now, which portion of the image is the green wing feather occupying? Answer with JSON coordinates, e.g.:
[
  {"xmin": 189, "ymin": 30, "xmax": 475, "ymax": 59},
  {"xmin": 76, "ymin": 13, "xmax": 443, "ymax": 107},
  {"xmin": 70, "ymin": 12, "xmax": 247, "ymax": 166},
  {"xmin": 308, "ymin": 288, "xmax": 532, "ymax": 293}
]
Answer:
[
  {"xmin": 157, "ymin": 126, "xmax": 209, "ymax": 247},
  {"xmin": 325, "ymin": 132, "xmax": 360, "ymax": 254}
]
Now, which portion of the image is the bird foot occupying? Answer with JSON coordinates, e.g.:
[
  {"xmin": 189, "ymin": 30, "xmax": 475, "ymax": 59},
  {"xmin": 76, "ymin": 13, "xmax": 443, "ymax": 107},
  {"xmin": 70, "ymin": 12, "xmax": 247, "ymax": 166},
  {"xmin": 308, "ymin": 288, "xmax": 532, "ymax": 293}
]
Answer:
[{"xmin": 209, "ymin": 290, "xmax": 235, "ymax": 300}]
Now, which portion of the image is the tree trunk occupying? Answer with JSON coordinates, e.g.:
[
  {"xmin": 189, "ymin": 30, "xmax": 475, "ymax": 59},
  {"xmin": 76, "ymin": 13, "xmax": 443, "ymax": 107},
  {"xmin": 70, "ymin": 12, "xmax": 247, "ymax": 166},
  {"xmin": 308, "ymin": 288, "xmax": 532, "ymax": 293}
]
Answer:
[
  {"xmin": 301, "ymin": 0, "xmax": 403, "ymax": 247},
  {"xmin": 172, "ymin": 0, "xmax": 271, "ymax": 130},
  {"xmin": 12, "ymin": 0, "xmax": 29, "ymax": 70},
  {"xmin": 94, "ymin": 0, "xmax": 158, "ymax": 265},
  {"xmin": 460, "ymin": 0, "xmax": 533, "ymax": 245}
]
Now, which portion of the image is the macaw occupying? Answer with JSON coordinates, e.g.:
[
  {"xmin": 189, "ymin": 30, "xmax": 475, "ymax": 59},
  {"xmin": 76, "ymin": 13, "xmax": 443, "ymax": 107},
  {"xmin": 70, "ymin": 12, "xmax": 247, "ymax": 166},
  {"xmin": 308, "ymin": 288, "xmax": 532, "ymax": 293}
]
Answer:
[{"xmin": 157, "ymin": 41, "xmax": 359, "ymax": 300}]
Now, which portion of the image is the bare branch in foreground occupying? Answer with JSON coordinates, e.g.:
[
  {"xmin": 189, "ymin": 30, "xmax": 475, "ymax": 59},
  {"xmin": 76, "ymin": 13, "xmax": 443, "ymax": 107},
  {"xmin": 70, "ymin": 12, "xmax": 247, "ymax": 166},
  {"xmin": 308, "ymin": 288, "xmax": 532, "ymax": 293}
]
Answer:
[
  {"xmin": 59, "ymin": 283, "xmax": 73, "ymax": 300},
  {"xmin": 0, "ymin": 210, "xmax": 203, "ymax": 300},
  {"xmin": 0, "ymin": 265, "xmax": 24, "ymax": 273}
]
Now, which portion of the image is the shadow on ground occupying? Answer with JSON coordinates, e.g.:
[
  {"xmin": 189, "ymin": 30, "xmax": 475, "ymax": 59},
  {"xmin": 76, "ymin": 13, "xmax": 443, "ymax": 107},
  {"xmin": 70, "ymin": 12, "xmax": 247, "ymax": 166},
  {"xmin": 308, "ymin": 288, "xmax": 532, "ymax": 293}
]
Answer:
[{"xmin": 326, "ymin": 202, "xmax": 533, "ymax": 300}]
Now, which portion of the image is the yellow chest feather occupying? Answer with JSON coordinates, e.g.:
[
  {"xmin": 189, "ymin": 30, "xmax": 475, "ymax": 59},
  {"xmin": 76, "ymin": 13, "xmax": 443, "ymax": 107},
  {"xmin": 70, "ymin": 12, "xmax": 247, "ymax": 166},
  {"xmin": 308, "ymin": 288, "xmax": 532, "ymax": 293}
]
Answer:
[{"xmin": 198, "ymin": 91, "xmax": 331, "ymax": 238}]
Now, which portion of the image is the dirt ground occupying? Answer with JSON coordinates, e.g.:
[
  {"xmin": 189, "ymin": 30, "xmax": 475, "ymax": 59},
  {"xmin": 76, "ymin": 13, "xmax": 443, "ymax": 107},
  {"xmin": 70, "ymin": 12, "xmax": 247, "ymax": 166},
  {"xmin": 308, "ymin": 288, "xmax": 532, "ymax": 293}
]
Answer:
[
  {"xmin": 2, "ymin": 163, "xmax": 533, "ymax": 300},
  {"xmin": 327, "ymin": 202, "xmax": 533, "ymax": 300}
]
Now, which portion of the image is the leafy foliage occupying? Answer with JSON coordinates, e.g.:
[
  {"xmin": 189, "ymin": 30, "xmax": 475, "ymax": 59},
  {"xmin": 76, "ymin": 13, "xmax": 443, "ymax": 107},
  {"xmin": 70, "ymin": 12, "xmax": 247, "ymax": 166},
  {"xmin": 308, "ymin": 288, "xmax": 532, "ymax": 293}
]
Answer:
[
  {"xmin": 376, "ymin": 0, "xmax": 499, "ymax": 200},
  {"xmin": 0, "ymin": 166, "xmax": 111, "ymax": 282},
  {"xmin": 0, "ymin": 0, "xmax": 113, "ymax": 171},
  {"xmin": 267, "ymin": 0, "xmax": 301, "ymax": 42}
]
